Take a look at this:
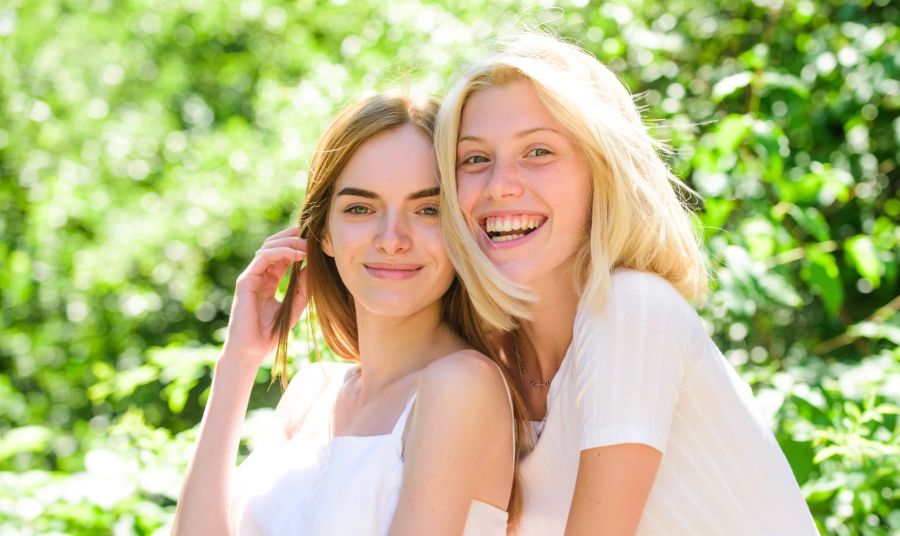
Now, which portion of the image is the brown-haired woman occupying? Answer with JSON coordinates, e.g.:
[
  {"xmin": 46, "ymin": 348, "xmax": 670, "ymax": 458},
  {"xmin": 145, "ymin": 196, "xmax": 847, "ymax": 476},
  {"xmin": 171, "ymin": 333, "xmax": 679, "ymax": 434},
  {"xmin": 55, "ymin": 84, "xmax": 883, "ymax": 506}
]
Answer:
[{"xmin": 172, "ymin": 94, "xmax": 524, "ymax": 535}]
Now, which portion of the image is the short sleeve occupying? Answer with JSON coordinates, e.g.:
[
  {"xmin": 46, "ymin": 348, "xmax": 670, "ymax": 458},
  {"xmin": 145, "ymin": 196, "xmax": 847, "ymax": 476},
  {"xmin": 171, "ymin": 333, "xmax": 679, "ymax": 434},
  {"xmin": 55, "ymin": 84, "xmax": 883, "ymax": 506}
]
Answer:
[{"xmin": 573, "ymin": 270, "xmax": 698, "ymax": 454}]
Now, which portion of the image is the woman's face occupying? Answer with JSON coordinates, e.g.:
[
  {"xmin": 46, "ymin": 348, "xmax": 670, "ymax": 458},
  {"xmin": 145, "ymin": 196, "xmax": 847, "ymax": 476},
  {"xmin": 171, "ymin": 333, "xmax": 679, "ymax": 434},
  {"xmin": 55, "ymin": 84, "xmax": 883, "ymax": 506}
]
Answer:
[
  {"xmin": 455, "ymin": 80, "xmax": 592, "ymax": 287},
  {"xmin": 323, "ymin": 123, "xmax": 455, "ymax": 319}
]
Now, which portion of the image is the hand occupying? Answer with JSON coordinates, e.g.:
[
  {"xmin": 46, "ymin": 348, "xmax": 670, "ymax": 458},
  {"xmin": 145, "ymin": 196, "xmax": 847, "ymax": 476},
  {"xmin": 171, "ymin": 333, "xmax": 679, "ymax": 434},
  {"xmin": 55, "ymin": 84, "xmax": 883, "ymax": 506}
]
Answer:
[{"xmin": 222, "ymin": 226, "xmax": 308, "ymax": 369}]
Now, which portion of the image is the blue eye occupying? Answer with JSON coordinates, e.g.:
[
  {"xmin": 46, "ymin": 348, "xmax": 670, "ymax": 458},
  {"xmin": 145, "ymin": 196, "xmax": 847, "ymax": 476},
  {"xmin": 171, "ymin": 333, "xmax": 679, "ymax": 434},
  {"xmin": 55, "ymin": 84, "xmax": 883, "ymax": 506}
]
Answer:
[
  {"xmin": 345, "ymin": 205, "xmax": 372, "ymax": 215},
  {"xmin": 527, "ymin": 148, "xmax": 551, "ymax": 157}
]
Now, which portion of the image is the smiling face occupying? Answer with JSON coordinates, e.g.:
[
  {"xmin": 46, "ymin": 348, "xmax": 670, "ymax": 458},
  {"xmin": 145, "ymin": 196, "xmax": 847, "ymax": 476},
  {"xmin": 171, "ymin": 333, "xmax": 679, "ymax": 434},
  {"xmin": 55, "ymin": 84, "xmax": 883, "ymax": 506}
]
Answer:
[
  {"xmin": 322, "ymin": 123, "xmax": 455, "ymax": 319},
  {"xmin": 455, "ymin": 79, "xmax": 592, "ymax": 288}
]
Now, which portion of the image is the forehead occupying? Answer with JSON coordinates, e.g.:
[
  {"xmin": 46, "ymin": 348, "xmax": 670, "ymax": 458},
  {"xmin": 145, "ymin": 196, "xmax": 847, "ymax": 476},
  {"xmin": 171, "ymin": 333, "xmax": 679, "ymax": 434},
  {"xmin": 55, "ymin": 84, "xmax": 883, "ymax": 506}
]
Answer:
[
  {"xmin": 459, "ymin": 80, "xmax": 561, "ymax": 137},
  {"xmin": 334, "ymin": 124, "xmax": 437, "ymax": 196}
]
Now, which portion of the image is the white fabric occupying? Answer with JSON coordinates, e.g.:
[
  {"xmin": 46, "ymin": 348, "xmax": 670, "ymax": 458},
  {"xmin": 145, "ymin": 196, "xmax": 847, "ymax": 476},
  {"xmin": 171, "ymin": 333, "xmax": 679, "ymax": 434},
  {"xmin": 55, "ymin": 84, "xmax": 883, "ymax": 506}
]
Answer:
[
  {"xmin": 233, "ymin": 361, "xmax": 509, "ymax": 536},
  {"xmin": 515, "ymin": 270, "xmax": 818, "ymax": 535}
]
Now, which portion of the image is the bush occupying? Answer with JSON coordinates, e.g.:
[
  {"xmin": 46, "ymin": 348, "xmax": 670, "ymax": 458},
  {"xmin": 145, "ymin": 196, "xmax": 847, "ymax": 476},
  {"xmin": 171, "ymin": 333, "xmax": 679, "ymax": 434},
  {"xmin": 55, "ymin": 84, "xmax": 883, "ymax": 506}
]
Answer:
[{"xmin": 1, "ymin": 0, "xmax": 897, "ymax": 533}]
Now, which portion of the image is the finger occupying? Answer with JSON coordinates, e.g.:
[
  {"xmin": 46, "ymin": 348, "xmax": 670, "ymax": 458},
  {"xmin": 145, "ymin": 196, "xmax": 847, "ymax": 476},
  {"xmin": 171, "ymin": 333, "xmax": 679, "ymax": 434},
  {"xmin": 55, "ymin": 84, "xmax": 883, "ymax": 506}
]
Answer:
[
  {"xmin": 248, "ymin": 247, "xmax": 306, "ymax": 276},
  {"xmin": 262, "ymin": 226, "xmax": 301, "ymax": 245},
  {"xmin": 262, "ymin": 258, "xmax": 294, "ymax": 285},
  {"xmin": 256, "ymin": 236, "xmax": 306, "ymax": 254}
]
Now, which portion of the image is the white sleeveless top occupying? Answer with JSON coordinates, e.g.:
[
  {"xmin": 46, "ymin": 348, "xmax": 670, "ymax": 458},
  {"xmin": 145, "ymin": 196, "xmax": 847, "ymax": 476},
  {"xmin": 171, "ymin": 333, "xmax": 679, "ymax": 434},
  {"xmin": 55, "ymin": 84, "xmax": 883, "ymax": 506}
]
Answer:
[{"xmin": 233, "ymin": 362, "xmax": 510, "ymax": 536}]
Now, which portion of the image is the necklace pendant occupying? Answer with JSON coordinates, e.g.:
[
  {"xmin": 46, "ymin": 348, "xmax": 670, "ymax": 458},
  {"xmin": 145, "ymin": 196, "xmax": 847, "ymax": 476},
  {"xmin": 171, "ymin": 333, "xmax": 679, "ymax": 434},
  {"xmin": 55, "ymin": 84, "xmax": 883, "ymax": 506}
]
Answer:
[{"xmin": 529, "ymin": 377, "xmax": 551, "ymax": 388}]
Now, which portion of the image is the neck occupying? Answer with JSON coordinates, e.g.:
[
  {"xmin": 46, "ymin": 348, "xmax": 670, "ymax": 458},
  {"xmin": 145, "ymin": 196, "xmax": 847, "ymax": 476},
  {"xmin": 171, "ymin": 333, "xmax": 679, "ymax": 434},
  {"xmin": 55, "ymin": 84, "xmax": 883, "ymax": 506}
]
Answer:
[
  {"xmin": 354, "ymin": 301, "xmax": 461, "ymax": 401},
  {"xmin": 518, "ymin": 267, "xmax": 581, "ymax": 381}
]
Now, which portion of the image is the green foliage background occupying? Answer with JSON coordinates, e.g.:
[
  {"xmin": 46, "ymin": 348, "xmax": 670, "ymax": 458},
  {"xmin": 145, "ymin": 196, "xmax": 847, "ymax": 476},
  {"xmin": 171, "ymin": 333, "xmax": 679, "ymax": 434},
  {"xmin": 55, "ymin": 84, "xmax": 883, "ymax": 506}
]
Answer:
[{"xmin": 1, "ymin": 0, "xmax": 898, "ymax": 534}]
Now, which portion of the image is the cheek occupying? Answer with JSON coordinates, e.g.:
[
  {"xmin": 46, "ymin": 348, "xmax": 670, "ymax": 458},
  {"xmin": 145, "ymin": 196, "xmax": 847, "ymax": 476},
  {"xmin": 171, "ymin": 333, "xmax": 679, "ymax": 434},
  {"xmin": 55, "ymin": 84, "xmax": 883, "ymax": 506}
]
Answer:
[
  {"xmin": 422, "ymin": 225, "xmax": 455, "ymax": 274},
  {"xmin": 559, "ymin": 163, "xmax": 592, "ymax": 222},
  {"xmin": 455, "ymin": 176, "xmax": 481, "ymax": 219},
  {"xmin": 325, "ymin": 221, "xmax": 367, "ymax": 266}
]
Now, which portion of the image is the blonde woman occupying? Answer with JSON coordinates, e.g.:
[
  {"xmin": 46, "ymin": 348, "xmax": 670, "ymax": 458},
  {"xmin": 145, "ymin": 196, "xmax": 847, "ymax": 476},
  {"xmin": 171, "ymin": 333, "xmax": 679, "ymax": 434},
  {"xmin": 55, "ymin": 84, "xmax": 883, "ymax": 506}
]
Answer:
[
  {"xmin": 435, "ymin": 34, "xmax": 818, "ymax": 535},
  {"xmin": 173, "ymin": 95, "xmax": 524, "ymax": 535}
]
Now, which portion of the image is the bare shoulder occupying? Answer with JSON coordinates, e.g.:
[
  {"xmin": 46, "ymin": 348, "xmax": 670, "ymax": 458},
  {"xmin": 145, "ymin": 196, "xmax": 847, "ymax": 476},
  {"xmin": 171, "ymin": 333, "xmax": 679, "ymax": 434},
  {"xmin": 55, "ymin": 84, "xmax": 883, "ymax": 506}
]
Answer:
[
  {"xmin": 416, "ymin": 350, "xmax": 512, "ymax": 430},
  {"xmin": 413, "ymin": 350, "xmax": 513, "ymax": 450},
  {"xmin": 421, "ymin": 350, "xmax": 507, "ymax": 397}
]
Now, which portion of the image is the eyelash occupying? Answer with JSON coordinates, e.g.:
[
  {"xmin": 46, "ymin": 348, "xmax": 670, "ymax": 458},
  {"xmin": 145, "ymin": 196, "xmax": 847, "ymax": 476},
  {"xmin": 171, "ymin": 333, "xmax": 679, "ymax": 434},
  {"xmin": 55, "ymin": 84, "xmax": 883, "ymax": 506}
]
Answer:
[
  {"xmin": 419, "ymin": 205, "xmax": 439, "ymax": 217},
  {"xmin": 527, "ymin": 147, "xmax": 552, "ymax": 157},
  {"xmin": 461, "ymin": 154, "xmax": 489, "ymax": 165},
  {"xmin": 343, "ymin": 205, "xmax": 439, "ymax": 217},
  {"xmin": 459, "ymin": 147, "xmax": 553, "ymax": 166},
  {"xmin": 345, "ymin": 205, "xmax": 373, "ymax": 215}
]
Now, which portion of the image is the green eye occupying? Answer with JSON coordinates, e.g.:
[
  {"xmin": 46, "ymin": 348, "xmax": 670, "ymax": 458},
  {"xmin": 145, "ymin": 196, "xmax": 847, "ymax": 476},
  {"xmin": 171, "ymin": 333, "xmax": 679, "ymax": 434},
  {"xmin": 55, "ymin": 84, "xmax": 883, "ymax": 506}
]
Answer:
[
  {"xmin": 346, "ymin": 205, "xmax": 372, "ymax": 215},
  {"xmin": 462, "ymin": 155, "xmax": 489, "ymax": 165},
  {"xmin": 419, "ymin": 206, "xmax": 439, "ymax": 216},
  {"xmin": 527, "ymin": 148, "xmax": 551, "ymax": 157}
]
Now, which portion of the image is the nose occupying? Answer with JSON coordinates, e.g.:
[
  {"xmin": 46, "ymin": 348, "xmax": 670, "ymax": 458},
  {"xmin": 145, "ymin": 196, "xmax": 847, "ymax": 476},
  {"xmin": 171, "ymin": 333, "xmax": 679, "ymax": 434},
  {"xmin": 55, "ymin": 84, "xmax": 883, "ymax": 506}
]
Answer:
[
  {"xmin": 484, "ymin": 157, "xmax": 523, "ymax": 200},
  {"xmin": 374, "ymin": 211, "xmax": 412, "ymax": 255}
]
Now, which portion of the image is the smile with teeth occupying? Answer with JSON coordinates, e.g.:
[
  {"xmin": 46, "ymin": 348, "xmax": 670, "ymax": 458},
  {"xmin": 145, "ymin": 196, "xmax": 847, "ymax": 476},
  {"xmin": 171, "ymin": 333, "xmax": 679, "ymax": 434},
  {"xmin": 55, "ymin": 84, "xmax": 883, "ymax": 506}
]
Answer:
[{"xmin": 482, "ymin": 215, "xmax": 546, "ymax": 243}]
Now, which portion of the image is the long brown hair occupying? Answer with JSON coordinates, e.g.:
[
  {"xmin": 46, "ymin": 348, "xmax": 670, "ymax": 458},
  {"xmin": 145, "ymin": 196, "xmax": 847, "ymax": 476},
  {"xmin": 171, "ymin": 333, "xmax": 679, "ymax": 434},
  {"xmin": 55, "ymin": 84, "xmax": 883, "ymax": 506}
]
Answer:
[{"xmin": 269, "ymin": 93, "xmax": 529, "ymax": 525}]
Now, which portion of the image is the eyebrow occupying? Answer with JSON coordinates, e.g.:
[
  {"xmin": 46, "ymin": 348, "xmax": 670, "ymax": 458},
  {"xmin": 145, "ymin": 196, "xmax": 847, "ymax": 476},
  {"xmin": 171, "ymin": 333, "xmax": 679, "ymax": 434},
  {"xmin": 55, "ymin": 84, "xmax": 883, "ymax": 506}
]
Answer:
[
  {"xmin": 336, "ymin": 186, "xmax": 440, "ymax": 200},
  {"xmin": 458, "ymin": 127, "xmax": 562, "ymax": 143}
]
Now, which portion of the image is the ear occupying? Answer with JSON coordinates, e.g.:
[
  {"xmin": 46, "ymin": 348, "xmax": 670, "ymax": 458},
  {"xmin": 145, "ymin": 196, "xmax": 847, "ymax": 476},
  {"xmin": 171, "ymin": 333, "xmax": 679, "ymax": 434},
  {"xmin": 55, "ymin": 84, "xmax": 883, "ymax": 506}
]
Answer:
[{"xmin": 321, "ymin": 234, "xmax": 334, "ymax": 257}]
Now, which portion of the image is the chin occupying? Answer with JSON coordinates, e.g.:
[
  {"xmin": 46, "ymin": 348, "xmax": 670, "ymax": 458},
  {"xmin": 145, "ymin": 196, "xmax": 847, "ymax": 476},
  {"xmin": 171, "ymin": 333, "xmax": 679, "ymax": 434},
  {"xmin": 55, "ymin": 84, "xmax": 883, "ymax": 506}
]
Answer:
[
  {"xmin": 491, "ymin": 260, "xmax": 540, "ymax": 287},
  {"xmin": 357, "ymin": 291, "xmax": 443, "ymax": 319}
]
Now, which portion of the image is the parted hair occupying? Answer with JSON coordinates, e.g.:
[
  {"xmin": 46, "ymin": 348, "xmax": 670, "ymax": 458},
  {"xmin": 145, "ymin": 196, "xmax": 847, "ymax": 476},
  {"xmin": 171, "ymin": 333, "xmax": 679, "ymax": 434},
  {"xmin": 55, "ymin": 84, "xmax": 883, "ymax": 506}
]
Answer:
[
  {"xmin": 269, "ymin": 93, "xmax": 529, "ymax": 525},
  {"xmin": 434, "ymin": 32, "xmax": 709, "ymax": 331}
]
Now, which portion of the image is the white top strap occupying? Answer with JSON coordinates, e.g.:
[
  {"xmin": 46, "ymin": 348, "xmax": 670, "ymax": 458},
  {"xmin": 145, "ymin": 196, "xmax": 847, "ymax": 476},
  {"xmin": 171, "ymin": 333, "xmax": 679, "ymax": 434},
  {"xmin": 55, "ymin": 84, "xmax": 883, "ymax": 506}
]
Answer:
[{"xmin": 391, "ymin": 392, "xmax": 418, "ymax": 438}]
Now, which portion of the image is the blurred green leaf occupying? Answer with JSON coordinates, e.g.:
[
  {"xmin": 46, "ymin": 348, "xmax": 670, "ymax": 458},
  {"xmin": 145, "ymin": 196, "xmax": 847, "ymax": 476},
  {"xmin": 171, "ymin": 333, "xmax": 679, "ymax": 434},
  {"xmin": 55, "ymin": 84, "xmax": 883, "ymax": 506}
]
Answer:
[
  {"xmin": 712, "ymin": 72, "xmax": 753, "ymax": 102},
  {"xmin": 0, "ymin": 425, "xmax": 53, "ymax": 462},
  {"xmin": 804, "ymin": 247, "xmax": 844, "ymax": 318},
  {"xmin": 844, "ymin": 235, "xmax": 883, "ymax": 288}
]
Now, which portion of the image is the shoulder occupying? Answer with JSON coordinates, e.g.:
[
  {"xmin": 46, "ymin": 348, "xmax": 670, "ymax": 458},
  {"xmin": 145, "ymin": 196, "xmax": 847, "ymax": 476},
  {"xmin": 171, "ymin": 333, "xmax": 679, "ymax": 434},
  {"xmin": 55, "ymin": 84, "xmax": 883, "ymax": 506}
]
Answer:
[
  {"xmin": 415, "ymin": 350, "xmax": 511, "ymax": 422},
  {"xmin": 607, "ymin": 269, "xmax": 689, "ymax": 304},
  {"xmin": 404, "ymin": 351, "xmax": 512, "ymax": 465},
  {"xmin": 574, "ymin": 270, "xmax": 710, "ymax": 359},
  {"xmin": 421, "ymin": 350, "xmax": 503, "ymax": 384},
  {"xmin": 579, "ymin": 269, "xmax": 699, "ymax": 328},
  {"xmin": 420, "ymin": 351, "xmax": 508, "ymax": 401}
]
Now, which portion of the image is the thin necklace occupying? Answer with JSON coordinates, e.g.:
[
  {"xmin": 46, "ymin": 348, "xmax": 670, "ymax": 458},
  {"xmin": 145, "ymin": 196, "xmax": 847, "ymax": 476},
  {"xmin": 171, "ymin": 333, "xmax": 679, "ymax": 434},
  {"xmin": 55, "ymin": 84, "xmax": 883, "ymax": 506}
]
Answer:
[{"xmin": 512, "ymin": 333, "xmax": 551, "ymax": 388}]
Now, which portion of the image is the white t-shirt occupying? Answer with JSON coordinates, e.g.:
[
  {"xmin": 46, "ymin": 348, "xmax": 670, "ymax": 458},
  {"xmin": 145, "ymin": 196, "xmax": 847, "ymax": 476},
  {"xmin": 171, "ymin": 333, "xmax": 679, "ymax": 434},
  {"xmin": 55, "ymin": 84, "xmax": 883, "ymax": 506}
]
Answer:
[{"xmin": 515, "ymin": 270, "xmax": 818, "ymax": 535}]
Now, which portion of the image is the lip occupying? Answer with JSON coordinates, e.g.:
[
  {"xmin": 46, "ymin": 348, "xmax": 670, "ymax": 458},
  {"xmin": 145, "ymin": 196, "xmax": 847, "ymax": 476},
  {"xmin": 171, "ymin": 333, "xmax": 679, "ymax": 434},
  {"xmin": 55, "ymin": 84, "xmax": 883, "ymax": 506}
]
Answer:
[{"xmin": 364, "ymin": 263, "xmax": 424, "ymax": 280}]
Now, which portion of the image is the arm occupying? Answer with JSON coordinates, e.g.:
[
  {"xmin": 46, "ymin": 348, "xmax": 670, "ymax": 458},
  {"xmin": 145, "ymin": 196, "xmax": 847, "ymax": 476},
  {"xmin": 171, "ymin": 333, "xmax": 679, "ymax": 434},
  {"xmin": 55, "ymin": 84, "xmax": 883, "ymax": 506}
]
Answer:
[
  {"xmin": 564, "ymin": 271, "xmax": 698, "ymax": 536},
  {"xmin": 565, "ymin": 444, "xmax": 662, "ymax": 536},
  {"xmin": 172, "ymin": 227, "xmax": 308, "ymax": 536},
  {"xmin": 172, "ymin": 353, "xmax": 260, "ymax": 536},
  {"xmin": 388, "ymin": 352, "xmax": 513, "ymax": 536}
]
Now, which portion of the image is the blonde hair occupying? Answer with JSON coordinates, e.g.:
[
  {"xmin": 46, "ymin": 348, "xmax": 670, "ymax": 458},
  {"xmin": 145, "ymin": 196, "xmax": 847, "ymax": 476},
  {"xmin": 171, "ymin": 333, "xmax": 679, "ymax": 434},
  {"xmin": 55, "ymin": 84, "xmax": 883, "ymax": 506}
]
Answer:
[
  {"xmin": 435, "ymin": 32, "xmax": 708, "ymax": 331},
  {"xmin": 269, "ymin": 93, "xmax": 529, "ymax": 524}
]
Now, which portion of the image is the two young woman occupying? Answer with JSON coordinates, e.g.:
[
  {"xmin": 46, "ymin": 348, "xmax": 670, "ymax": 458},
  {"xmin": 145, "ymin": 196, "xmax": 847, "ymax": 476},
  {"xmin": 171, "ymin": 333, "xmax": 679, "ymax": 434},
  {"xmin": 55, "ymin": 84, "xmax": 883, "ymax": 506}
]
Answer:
[{"xmin": 175, "ymin": 33, "xmax": 817, "ymax": 535}]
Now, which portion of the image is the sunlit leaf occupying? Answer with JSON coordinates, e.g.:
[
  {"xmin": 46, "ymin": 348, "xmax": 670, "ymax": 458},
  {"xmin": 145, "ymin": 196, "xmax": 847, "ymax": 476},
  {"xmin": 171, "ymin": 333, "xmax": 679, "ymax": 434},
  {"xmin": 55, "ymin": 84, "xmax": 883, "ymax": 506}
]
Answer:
[
  {"xmin": 803, "ymin": 247, "xmax": 844, "ymax": 317},
  {"xmin": 844, "ymin": 235, "xmax": 883, "ymax": 288}
]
